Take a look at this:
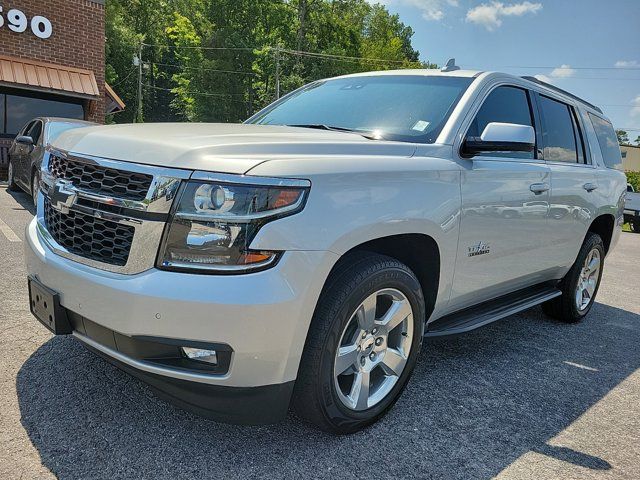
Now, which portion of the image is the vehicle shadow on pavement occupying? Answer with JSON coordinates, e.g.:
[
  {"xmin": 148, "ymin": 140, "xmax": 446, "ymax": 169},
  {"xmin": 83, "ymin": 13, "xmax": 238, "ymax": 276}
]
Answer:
[
  {"xmin": 16, "ymin": 302, "xmax": 640, "ymax": 480},
  {"xmin": 5, "ymin": 188, "xmax": 36, "ymax": 216}
]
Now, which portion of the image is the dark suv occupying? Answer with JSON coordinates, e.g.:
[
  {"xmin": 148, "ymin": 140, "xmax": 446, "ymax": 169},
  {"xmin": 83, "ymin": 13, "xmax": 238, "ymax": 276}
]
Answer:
[{"xmin": 7, "ymin": 117, "xmax": 94, "ymax": 205}]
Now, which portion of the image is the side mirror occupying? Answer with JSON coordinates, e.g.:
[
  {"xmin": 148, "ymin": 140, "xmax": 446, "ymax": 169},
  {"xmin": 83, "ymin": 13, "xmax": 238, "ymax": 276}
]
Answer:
[
  {"xmin": 463, "ymin": 122, "xmax": 535, "ymax": 157},
  {"xmin": 16, "ymin": 135, "xmax": 34, "ymax": 146}
]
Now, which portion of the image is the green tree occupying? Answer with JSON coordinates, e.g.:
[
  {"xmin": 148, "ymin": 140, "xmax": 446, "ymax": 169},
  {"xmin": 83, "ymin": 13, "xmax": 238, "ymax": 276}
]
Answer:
[
  {"xmin": 616, "ymin": 129, "xmax": 629, "ymax": 145},
  {"xmin": 105, "ymin": 0, "xmax": 433, "ymax": 124}
]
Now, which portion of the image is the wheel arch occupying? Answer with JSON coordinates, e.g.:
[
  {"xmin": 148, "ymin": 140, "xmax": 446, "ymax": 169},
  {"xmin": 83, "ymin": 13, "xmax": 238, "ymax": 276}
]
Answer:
[
  {"xmin": 588, "ymin": 213, "xmax": 615, "ymax": 254},
  {"xmin": 324, "ymin": 233, "xmax": 441, "ymax": 322}
]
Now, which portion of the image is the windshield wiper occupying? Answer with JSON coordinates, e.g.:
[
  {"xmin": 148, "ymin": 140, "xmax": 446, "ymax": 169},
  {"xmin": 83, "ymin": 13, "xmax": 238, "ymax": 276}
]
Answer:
[{"xmin": 286, "ymin": 124, "xmax": 381, "ymax": 140}]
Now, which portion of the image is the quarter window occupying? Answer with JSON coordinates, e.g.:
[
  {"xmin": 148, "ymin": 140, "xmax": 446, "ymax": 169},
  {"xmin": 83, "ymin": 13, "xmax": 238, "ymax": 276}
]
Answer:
[
  {"xmin": 588, "ymin": 113, "xmax": 623, "ymax": 170},
  {"xmin": 466, "ymin": 86, "xmax": 534, "ymax": 159},
  {"xmin": 538, "ymin": 95, "xmax": 581, "ymax": 163}
]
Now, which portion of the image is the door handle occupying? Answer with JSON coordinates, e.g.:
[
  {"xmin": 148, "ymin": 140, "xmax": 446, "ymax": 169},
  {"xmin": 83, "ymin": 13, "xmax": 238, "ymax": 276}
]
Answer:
[
  {"xmin": 530, "ymin": 183, "xmax": 549, "ymax": 195},
  {"xmin": 583, "ymin": 182, "xmax": 598, "ymax": 192}
]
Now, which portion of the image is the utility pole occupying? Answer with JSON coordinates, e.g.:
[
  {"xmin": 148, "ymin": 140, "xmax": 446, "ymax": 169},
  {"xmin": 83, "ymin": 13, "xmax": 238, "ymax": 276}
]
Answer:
[
  {"xmin": 274, "ymin": 44, "xmax": 281, "ymax": 100},
  {"xmin": 135, "ymin": 42, "xmax": 143, "ymax": 123}
]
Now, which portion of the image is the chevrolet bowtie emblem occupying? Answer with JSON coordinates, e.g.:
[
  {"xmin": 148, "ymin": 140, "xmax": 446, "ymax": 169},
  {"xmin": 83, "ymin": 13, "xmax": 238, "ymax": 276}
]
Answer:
[{"xmin": 49, "ymin": 179, "xmax": 77, "ymax": 214}]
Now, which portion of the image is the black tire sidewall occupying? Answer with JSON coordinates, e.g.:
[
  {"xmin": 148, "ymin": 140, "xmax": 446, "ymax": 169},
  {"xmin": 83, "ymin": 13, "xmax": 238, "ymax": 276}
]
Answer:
[{"xmin": 315, "ymin": 265, "xmax": 424, "ymax": 432}]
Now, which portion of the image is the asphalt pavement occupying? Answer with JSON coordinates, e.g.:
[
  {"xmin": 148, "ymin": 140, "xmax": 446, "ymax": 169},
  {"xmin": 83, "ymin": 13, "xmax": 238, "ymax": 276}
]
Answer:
[{"xmin": 1, "ymin": 183, "xmax": 639, "ymax": 480}]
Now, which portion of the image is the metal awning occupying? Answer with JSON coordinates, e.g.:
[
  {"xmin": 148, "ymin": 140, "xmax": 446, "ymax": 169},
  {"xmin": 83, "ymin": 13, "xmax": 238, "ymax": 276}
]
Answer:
[
  {"xmin": 0, "ymin": 54, "xmax": 100, "ymax": 100},
  {"xmin": 105, "ymin": 82, "xmax": 125, "ymax": 114}
]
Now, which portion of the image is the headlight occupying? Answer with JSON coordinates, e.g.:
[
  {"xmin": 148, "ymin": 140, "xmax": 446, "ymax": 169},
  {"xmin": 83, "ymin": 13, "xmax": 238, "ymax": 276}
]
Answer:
[{"xmin": 157, "ymin": 173, "xmax": 310, "ymax": 273}]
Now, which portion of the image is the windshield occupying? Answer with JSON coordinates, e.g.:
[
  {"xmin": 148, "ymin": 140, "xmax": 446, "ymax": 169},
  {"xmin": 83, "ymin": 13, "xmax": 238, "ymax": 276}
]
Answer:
[
  {"xmin": 248, "ymin": 75, "xmax": 474, "ymax": 143},
  {"xmin": 46, "ymin": 121, "xmax": 89, "ymax": 143}
]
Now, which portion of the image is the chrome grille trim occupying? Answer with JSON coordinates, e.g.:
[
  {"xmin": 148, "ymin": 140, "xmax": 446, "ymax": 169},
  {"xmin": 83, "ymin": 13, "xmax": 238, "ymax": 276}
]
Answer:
[
  {"xmin": 42, "ymin": 149, "xmax": 191, "ymax": 214},
  {"xmin": 37, "ymin": 148, "xmax": 192, "ymax": 274},
  {"xmin": 48, "ymin": 155, "xmax": 153, "ymax": 201}
]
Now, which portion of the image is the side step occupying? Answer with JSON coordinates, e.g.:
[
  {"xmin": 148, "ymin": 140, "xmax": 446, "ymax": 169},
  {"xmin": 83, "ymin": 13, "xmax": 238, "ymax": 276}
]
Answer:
[{"xmin": 425, "ymin": 283, "xmax": 561, "ymax": 337}]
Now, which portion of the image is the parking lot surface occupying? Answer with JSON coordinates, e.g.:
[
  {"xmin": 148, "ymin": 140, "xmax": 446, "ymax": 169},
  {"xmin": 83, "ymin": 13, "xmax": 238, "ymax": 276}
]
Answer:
[{"xmin": 1, "ymin": 183, "xmax": 639, "ymax": 480}]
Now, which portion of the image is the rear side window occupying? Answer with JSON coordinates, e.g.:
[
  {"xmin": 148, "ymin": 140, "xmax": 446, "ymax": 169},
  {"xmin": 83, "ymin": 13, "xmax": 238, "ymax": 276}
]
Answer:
[
  {"xmin": 466, "ymin": 86, "xmax": 534, "ymax": 159},
  {"xmin": 588, "ymin": 113, "xmax": 623, "ymax": 170},
  {"xmin": 538, "ymin": 95, "xmax": 580, "ymax": 163}
]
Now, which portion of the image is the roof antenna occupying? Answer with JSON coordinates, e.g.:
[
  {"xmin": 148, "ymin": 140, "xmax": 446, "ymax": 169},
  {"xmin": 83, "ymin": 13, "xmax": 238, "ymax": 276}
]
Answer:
[{"xmin": 441, "ymin": 58, "xmax": 460, "ymax": 72}]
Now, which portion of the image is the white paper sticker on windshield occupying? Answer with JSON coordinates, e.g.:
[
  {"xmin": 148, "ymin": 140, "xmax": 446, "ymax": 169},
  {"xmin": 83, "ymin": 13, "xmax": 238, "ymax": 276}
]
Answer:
[{"xmin": 412, "ymin": 120, "xmax": 430, "ymax": 132}]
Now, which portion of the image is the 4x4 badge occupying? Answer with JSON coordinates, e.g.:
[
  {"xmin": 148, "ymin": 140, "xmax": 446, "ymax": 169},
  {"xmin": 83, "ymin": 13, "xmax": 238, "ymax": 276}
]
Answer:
[
  {"xmin": 468, "ymin": 241, "xmax": 490, "ymax": 257},
  {"xmin": 49, "ymin": 179, "xmax": 77, "ymax": 214}
]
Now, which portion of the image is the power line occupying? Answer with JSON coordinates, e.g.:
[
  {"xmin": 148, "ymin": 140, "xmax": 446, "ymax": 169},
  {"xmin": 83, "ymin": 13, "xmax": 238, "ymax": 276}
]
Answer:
[
  {"xmin": 600, "ymin": 104, "xmax": 640, "ymax": 107},
  {"xmin": 110, "ymin": 67, "xmax": 137, "ymax": 88},
  {"xmin": 143, "ymin": 42, "xmax": 640, "ymax": 71},
  {"xmin": 142, "ymin": 42, "xmax": 257, "ymax": 51},
  {"xmin": 142, "ymin": 83, "xmax": 249, "ymax": 101},
  {"xmin": 146, "ymin": 61, "xmax": 256, "ymax": 76},
  {"xmin": 280, "ymin": 48, "xmax": 416, "ymax": 65}
]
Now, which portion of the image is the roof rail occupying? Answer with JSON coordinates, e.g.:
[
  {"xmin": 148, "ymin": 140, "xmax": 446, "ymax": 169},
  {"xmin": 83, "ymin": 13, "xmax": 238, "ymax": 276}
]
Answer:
[{"xmin": 521, "ymin": 76, "xmax": 603, "ymax": 114}]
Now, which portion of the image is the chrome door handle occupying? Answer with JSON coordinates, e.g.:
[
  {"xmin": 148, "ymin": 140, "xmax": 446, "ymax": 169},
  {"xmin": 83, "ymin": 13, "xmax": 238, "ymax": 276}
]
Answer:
[
  {"xmin": 583, "ymin": 182, "xmax": 598, "ymax": 192},
  {"xmin": 530, "ymin": 183, "xmax": 550, "ymax": 195}
]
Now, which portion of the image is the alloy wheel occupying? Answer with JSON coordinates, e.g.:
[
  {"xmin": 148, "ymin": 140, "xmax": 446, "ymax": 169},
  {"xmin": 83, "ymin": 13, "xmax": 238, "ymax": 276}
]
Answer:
[
  {"xmin": 575, "ymin": 247, "xmax": 601, "ymax": 311},
  {"xmin": 333, "ymin": 288, "xmax": 414, "ymax": 411},
  {"xmin": 32, "ymin": 173, "xmax": 39, "ymax": 205}
]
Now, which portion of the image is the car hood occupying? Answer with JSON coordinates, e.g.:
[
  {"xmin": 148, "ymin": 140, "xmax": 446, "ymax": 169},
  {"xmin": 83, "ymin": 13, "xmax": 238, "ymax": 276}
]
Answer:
[
  {"xmin": 626, "ymin": 191, "xmax": 640, "ymax": 211},
  {"xmin": 52, "ymin": 123, "xmax": 417, "ymax": 174}
]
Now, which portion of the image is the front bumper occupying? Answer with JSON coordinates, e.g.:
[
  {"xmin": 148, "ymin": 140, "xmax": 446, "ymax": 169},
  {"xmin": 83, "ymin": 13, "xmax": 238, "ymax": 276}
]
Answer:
[
  {"xmin": 624, "ymin": 209, "xmax": 639, "ymax": 223},
  {"xmin": 24, "ymin": 217, "xmax": 338, "ymax": 423}
]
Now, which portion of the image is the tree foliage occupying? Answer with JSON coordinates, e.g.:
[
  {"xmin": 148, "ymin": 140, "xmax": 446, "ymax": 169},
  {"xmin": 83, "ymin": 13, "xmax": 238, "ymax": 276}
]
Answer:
[
  {"xmin": 616, "ymin": 129, "xmax": 629, "ymax": 145},
  {"xmin": 105, "ymin": 0, "xmax": 433, "ymax": 123}
]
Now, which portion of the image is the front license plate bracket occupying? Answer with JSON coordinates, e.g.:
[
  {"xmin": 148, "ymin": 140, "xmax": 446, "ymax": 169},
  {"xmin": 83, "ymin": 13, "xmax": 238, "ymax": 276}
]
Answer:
[{"xmin": 28, "ymin": 277, "xmax": 72, "ymax": 335}]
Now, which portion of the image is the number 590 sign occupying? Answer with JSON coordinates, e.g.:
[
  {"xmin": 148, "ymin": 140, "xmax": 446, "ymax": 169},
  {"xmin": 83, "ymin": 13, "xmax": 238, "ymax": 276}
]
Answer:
[{"xmin": 0, "ymin": 6, "xmax": 52, "ymax": 39}]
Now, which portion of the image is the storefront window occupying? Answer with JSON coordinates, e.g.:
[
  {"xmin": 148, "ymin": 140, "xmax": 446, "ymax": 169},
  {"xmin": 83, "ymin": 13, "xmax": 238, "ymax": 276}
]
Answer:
[{"xmin": 1, "ymin": 91, "xmax": 84, "ymax": 136}]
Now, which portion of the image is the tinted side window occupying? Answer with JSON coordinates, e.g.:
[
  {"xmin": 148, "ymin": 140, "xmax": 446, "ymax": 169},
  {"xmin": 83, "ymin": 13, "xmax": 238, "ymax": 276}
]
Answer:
[
  {"xmin": 588, "ymin": 113, "xmax": 623, "ymax": 170},
  {"xmin": 466, "ymin": 86, "xmax": 534, "ymax": 159},
  {"xmin": 28, "ymin": 121, "xmax": 43, "ymax": 144},
  {"xmin": 539, "ymin": 95, "xmax": 578, "ymax": 163},
  {"xmin": 20, "ymin": 121, "xmax": 34, "ymax": 137}
]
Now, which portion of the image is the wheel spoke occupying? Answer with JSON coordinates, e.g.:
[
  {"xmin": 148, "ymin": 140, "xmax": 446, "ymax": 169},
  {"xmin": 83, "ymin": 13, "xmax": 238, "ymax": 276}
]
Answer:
[
  {"xmin": 379, "ymin": 348, "xmax": 407, "ymax": 377},
  {"xmin": 334, "ymin": 287, "xmax": 415, "ymax": 411},
  {"xmin": 335, "ymin": 345, "xmax": 359, "ymax": 375},
  {"xmin": 587, "ymin": 255, "xmax": 600, "ymax": 273},
  {"xmin": 350, "ymin": 371, "xmax": 371, "ymax": 410},
  {"xmin": 356, "ymin": 293, "xmax": 377, "ymax": 331},
  {"xmin": 575, "ymin": 288, "xmax": 584, "ymax": 309},
  {"xmin": 378, "ymin": 298, "xmax": 412, "ymax": 333},
  {"xmin": 586, "ymin": 279, "xmax": 596, "ymax": 297}
]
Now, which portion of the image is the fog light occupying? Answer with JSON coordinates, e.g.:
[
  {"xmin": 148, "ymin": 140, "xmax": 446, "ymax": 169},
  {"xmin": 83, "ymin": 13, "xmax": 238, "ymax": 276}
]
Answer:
[{"xmin": 182, "ymin": 347, "xmax": 218, "ymax": 364}]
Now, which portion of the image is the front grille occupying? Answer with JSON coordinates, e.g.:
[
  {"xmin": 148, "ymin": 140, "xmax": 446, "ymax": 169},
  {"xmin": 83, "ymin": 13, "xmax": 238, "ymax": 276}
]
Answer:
[
  {"xmin": 44, "ymin": 199, "xmax": 134, "ymax": 266},
  {"xmin": 48, "ymin": 154, "xmax": 153, "ymax": 201}
]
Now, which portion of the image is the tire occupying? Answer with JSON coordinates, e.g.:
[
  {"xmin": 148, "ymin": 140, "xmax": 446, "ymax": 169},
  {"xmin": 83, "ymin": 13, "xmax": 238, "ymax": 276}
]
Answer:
[
  {"xmin": 631, "ymin": 220, "xmax": 640, "ymax": 234},
  {"xmin": 542, "ymin": 232, "xmax": 604, "ymax": 323},
  {"xmin": 31, "ymin": 169, "xmax": 40, "ymax": 207},
  {"xmin": 291, "ymin": 252, "xmax": 425, "ymax": 434},
  {"xmin": 7, "ymin": 159, "xmax": 18, "ymax": 191}
]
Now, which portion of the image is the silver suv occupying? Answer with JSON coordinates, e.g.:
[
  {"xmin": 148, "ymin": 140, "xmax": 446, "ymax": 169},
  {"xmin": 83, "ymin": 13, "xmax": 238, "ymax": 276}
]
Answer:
[{"xmin": 24, "ymin": 68, "xmax": 626, "ymax": 433}]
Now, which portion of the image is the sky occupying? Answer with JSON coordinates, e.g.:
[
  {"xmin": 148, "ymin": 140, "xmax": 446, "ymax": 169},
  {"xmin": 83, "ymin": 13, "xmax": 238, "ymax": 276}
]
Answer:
[{"xmin": 374, "ymin": 0, "xmax": 640, "ymax": 138}]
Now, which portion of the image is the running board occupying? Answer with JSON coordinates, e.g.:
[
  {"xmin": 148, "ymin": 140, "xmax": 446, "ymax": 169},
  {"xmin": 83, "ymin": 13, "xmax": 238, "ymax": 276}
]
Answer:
[{"xmin": 425, "ymin": 284, "xmax": 562, "ymax": 337}]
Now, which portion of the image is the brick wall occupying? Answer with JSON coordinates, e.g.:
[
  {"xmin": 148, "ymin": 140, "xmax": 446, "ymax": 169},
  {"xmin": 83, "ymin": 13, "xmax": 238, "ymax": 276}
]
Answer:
[{"xmin": 0, "ymin": 0, "xmax": 105, "ymax": 123}]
